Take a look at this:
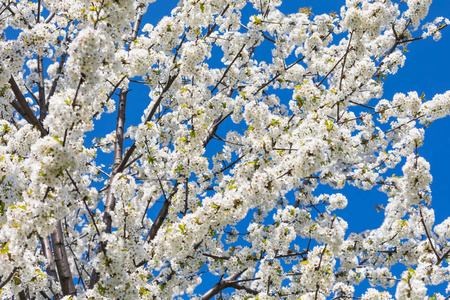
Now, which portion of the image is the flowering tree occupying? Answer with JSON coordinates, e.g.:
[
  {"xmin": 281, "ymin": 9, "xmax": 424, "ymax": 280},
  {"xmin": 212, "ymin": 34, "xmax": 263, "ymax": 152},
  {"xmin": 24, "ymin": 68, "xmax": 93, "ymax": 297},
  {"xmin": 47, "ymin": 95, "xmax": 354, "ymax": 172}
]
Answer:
[{"xmin": 0, "ymin": 0, "xmax": 450, "ymax": 299}]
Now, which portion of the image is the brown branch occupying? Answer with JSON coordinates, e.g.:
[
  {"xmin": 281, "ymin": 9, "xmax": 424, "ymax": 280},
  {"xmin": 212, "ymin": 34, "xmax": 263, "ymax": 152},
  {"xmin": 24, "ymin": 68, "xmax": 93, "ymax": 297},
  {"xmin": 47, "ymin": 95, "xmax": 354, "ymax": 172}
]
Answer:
[
  {"xmin": 202, "ymin": 111, "xmax": 232, "ymax": 148},
  {"xmin": 9, "ymin": 76, "xmax": 47, "ymax": 136},
  {"xmin": 371, "ymin": 23, "xmax": 445, "ymax": 81},
  {"xmin": 203, "ymin": 250, "xmax": 308, "ymax": 262},
  {"xmin": 437, "ymin": 248, "xmax": 450, "ymax": 265},
  {"xmin": 24, "ymin": 84, "xmax": 38, "ymax": 103},
  {"xmin": 65, "ymin": 170, "xmax": 104, "ymax": 245},
  {"xmin": 205, "ymin": 4, "xmax": 230, "ymax": 38},
  {"xmin": 0, "ymin": 1, "xmax": 12, "ymax": 18},
  {"xmin": 141, "ymin": 197, "xmax": 152, "ymax": 228},
  {"xmin": 348, "ymin": 100, "xmax": 374, "ymax": 110},
  {"xmin": 135, "ymin": 184, "xmax": 179, "ymax": 268},
  {"xmin": 47, "ymin": 53, "xmax": 67, "ymax": 102},
  {"xmin": 253, "ymin": 55, "xmax": 306, "ymax": 96},
  {"xmin": 144, "ymin": 182, "xmax": 179, "ymax": 243},
  {"xmin": 184, "ymin": 178, "xmax": 189, "ymax": 216},
  {"xmin": 173, "ymin": 32, "xmax": 187, "ymax": 64},
  {"xmin": 202, "ymin": 269, "xmax": 249, "ymax": 300},
  {"xmin": 117, "ymin": 73, "xmax": 178, "ymax": 173},
  {"xmin": 39, "ymin": 236, "xmax": 58, "ymax": 282},
  {"xmin": 18, "ymin": 290, "xmax": 27, "ymax": 300},
  {"xmin": 45, "ymin": 12, "xmax": 55, "ymax": 23},
  {"xmin": 229, "ymin": 282, "xmax": 259, "ymax": 296},
  {"xmin": 203, "ymin": 253, "xmax": 230, "ymax": 260},
  {"xmin": 130, "ymin": 10, "xmax": 143, "ymax": 43},
  {"xmin": 51, "ymin": 220, "xmax": 76, "ymax": 296},
  {"xmin": 103, "ymin": 89, "xmax": 128, "ymax": 234},
  {"xmin": 384, "ymin": 114, "xmax": 424, "ymax": 134},
  {"xmin": 89, "ymin": 89, "xmax": 129, "ymax": 287},
  {"xmin": 339, "ymin": 31, "xmax": 353, "ymax": 91},
  {"xmin": 71, "ymin": 77, "xmax": 84, "ymax": 108},
  {"xmin": 316, "ymin": 244, "xmax": 327, "ymax": 271},
  {"xmin": 37, "ymin": 55, "xmax": 46, "ymax": 120},
  {"xmin": 0, "ymin": 267, "xmax": 18, "ymax": 290},
  {"xmin": 317, "ymin": 47, "xmax": 352, "ymax": 88},
  {"xmin": 36, "ymin": 0, "xmax": 41, "ymax": 23},
  {"xmin": 254, "ymin": 72, "xmax": 281, "ymax": 95},
  {"xmin": 337, "ymin": 104, "xmax": 401, "ymax": 125},
  {"xmin": 66, "ymin": 241, "xmax": 86, "ymax": 291},
  {"xmin": 419, "ymin": 209, "xmax": 440, "ymax": 263},
  {"xmin": 274, "ymin": 251, "xmax": 309, "ymax": 259},
  {"xmin": 11, "ymin": 100, "xmax": 33, "ymax": 124},
  {"xmin": 212, "ymin": 44, "xmax": 246, "ymax": 94},
  {"xmin": 217, "ymin": 154, "xmax": 245, "ymax": 175},
  {"xmin": 65, "ymin": 169, "xmax": 106, "ymax": 289}
]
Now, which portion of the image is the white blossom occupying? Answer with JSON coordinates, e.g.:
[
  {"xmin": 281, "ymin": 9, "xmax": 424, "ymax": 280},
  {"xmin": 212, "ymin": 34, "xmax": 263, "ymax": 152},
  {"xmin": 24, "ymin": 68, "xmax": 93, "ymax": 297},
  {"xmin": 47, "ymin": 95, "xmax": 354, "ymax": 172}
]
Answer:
[{"xmin": 0, "ymin": 0, "xmax": 449, "ymax": 298}]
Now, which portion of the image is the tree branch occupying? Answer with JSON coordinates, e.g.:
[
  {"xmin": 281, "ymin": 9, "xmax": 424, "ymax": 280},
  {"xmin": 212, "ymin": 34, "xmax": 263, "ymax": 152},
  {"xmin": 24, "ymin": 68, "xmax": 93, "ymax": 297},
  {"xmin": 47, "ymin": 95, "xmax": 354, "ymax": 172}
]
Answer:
[
  {"xmin": 51, "ymin": 220, "xmax": 76, "ymax": 296},
  {"xmin": 202, "ymin": 111, "xmax": 232, "ymax": 148},
  {"xmin": 90, "ymin": 89, "xmax": 128, "ymax": 287},
  {"xmin": 144, "ymin": 183, "xmax": 179, "ymax": 243},
  {"xmin": 37, "ymin": 55, "xmax": 46, "ymax": 120},
  {"xmin": 39, "ymin": 236, "xmax": 58, "ymax": 282},
  {"xmin": 103, "ymin": 89, "xmax": 128, "ymax": 234},
  {"xmin": 212, "ymin": 44, "xmax": 246, "ymax": 94},
  {"xmin": 47, "ymin": 53, "xmax": 67, "ymax": 102},
  {"xmin": 9, "ymin": 76, "xmax": 47, "ymax": 136},
  {"xmin": 202, "ymin": 269, "xmax": 250, "ymax": 300},
  {"xmin": 117, "ymin": 73, "xmax": 178, "ymax": 173},
  {"xmin": 0, "ymin": 267, "xmax": 18, "ymax": 290},
  {"xmin": 419, "ymin": 209, "xmax": 440, "ymax": 263}
]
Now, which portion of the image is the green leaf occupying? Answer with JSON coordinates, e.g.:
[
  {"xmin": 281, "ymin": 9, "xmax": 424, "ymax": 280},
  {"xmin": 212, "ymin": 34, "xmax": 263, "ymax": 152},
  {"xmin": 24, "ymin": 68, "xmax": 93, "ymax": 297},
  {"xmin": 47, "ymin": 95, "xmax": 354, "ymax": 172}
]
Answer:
[
  {"xmin": 175, "ymin": 164, "xmax": 184, "ymax": 173},
  {"xmin": 298, "ymin": 7, "xmax": 313, "ymax": 16},
  {"xmin": 147, "ymin": 154, "xmax": 157, "ymax": 164},
  {"xmin": 253, "ymin": 15, "xmax": 262, "ymax": 25},
  {"xmin": 420, "ymin": 92, "xmax": 426, "ymax": 102},
  {"xmin": 0, "ymin": 241, "xmax": 9, "ymax": 254},
  {"xmin": 269, "ymin": 119, "xmax": 280, "ymax": 127},
  {"xmin": 178, "ymin": 224, "xmax": 186, "ymax": 234}
]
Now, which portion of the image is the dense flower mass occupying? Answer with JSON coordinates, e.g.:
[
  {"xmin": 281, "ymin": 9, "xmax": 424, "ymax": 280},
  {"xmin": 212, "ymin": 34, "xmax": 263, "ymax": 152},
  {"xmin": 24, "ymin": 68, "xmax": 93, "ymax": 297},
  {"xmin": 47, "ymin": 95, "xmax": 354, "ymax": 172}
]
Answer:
[{"xmin": 0, "ymin": 0, "xmax": 449, "ymax": 299}]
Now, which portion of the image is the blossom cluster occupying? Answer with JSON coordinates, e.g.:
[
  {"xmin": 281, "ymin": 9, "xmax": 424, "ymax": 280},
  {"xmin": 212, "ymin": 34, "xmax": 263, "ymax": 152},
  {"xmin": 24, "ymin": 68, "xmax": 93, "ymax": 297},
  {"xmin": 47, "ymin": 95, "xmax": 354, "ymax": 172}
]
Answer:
[{"xmin": 0, "ymin": 0, "xmax": 449, "ymax": 299}]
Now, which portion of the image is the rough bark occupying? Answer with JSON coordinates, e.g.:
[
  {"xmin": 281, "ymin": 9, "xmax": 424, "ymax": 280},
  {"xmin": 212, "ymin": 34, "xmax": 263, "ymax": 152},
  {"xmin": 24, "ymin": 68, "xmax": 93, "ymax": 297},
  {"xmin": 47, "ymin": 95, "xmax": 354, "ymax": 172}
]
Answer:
[
  {"xmin": 9, "ymin": 76, "xmax": 47, "ymax": 136},
  {"xmin": 51, "ymin": 221, "xmax": 76, "ymax": 296}
]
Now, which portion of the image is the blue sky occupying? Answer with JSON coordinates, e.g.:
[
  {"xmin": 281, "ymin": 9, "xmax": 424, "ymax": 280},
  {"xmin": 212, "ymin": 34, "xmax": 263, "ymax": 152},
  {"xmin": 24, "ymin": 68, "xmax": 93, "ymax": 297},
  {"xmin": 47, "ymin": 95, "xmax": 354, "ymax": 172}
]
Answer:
[
  {"xmin": 129, "ymin": 0, "xmax": 450, "ymax": 235},
  {"xmin": 3, "ymin": 0, "xmax": 450, "ymax": 297},
  {"xmin": 87, "ymin": 0, "xmax": 450, "ymax": 297}
]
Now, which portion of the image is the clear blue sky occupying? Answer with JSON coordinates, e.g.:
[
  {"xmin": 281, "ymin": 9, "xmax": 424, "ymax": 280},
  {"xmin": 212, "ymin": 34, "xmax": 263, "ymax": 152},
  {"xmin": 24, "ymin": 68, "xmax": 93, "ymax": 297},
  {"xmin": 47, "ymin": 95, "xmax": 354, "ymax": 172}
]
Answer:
[
  {"xmin": 3, "ymin": 0, "xmax": 449, "ymax": 297},
  {"xmin": 87, "ymin": 0, "xmax": 450, "ymax": 296},
  {"xmin": 124, "ymin": 0, "xmax": 450, "ymax": 234}
]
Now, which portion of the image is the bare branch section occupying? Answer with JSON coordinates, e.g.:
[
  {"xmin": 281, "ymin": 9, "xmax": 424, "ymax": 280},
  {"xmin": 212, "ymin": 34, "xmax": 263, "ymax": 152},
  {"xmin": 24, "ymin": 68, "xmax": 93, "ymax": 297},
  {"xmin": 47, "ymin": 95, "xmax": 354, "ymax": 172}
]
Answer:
[
  {"xmin": 47, "ymin": 53, "xmax": 67, "ymax": 102},
  {"xmin": 145, "ymin": 183, "xmax": 179, "ymax": 243},
  {"xmin": 130, "ymin": 10, "xmax": 144, "ymax": 43},
  {"xmin": 202, "ymin": 270, "xmax": 257, "ymax": 300},
  {"xmin": 104, "ymin": 89, "xmax": 128, "ymax": 234},
  {"xmin": 37, "ymin": 55, "xmax": 46, "ymax": 120},
  {"xmin": 51, "ymin": 221, "xmax": 76, "ymax": 296},
  {"xmin": 203, "ymin": 111, "xmax": 232, "ymax": 148},
  {"xmin": 135, "ymin": 184, "xmax": 179, "ymax": 268},
  {"xmin": 39, "ymin": 236, "xmax": 58, "ymax": 282},
  {"xmin": 9, "ymin": 76, "xmax": 47, "ymax": 136},
  {"xmin": 118, "ymin": 73, "xmax": 179, "ymax": 173},
  {"xmin": 90, "ymin": 8, "xmax": 150, "ymax": 288},
  {"xmin": 0, "ymin": 267, "xmax": 18, "ymax": 290},
  {"xmin": 90, "ymin": 89, "xmax": 128, "ymax": 287}
]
